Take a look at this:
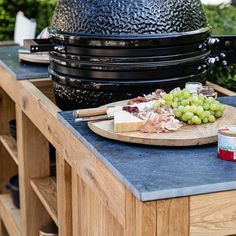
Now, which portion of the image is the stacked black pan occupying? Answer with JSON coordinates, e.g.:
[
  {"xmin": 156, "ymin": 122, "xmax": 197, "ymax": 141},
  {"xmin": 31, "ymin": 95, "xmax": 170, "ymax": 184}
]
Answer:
[{"xmin": 25, "ymin": 0, "xmax": 236, "ymax": 110}]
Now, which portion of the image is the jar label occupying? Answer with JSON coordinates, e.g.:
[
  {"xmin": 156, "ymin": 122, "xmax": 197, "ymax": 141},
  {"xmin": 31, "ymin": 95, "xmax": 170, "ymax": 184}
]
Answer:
[{"xmin": 218, "ymin": 134, "xmax": 236, "ymax": 160}]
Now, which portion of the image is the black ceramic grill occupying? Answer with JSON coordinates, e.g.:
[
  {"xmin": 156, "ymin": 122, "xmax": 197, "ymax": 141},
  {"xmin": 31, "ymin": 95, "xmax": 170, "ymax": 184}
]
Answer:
[{"xmin": 24, "ymin": 0, "xmax": 236, "ymax": 110}]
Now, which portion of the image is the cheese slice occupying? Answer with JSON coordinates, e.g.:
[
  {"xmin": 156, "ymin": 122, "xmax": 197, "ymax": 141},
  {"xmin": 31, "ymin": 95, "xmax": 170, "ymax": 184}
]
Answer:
[{"xmin": 114, "ymin": 111, "xmax": 144, "ymax": 133}]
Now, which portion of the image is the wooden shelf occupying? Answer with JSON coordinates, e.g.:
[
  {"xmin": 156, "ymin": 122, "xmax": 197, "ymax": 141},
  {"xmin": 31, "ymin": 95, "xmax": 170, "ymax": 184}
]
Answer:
[
  {"xmin": 30, "ymin": 177, "xmax": 58, "ymax": 225},
  {"xmin": 0, "ymin": 194, "xmax": 21, "ymax": 236},
  {"xmin": 0, "ymin": 135, "xmax": 18, "ymax": 165}
]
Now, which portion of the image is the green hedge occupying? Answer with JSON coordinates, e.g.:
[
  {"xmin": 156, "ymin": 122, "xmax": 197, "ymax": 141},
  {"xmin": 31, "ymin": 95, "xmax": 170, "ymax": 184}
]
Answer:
[
  {"xmin": 0, "ymin": 0, "xmax": 57, "ymax": 41},
  {"xmin": 204, "ymin": 5, "xmax": 236, "ymax": 35},
  {"xmin": 204, "ymin": 4, "xmax": 236, "ymax": 92}
]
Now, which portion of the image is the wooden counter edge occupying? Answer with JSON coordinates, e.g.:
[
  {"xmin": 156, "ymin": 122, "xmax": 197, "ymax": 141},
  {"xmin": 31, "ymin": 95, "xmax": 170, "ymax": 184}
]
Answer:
[
  {"xmin": 17, "ymin": 80, "xmax": 126, "ymax": 227},
  {"xmin": 207, "ymin": 81, "xmax": 236, "ymax": 96}
]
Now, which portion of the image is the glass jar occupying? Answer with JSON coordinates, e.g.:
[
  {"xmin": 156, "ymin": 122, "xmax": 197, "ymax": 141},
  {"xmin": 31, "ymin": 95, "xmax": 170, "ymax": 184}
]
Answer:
[
  {"xmin": 197, "ymin": 86, "xmax": 217, "ymax": 98},
  {"xmin": 185, "ymin": 82, "xmax": 203, "ymax": 94}
]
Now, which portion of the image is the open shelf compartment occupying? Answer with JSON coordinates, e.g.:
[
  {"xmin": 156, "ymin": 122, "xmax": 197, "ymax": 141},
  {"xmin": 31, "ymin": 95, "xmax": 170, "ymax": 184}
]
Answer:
[
  {"xmin": 30, "ymin": 177, "xmax": 58, "ymax": 225},
  {"xmin": 0, "ymin": 135, "xmax": 18, "ymax": 165}
]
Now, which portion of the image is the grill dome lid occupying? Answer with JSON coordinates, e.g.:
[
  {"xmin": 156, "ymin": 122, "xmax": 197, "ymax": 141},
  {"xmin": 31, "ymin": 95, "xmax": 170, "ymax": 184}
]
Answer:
[{"xmin": 51, "ymin": 0, "xmax": 209, "ymax": 38}]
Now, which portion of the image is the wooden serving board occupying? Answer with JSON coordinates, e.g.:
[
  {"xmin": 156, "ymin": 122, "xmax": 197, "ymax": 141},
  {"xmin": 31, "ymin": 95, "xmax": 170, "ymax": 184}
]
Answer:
[{"xmin": 88, "ymin": 101, "xmax": 236, "ymax": 146}]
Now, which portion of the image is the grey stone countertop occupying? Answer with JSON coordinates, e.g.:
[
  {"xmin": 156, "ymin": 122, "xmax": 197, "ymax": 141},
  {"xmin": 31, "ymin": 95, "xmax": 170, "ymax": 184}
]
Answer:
[
  {"xmin": 58, "ymin": 96, "xmax": 236, "ymax": 202},
  {"xmin": 0, "ymin": 46, "xmax": 49, "ymax": 80}
]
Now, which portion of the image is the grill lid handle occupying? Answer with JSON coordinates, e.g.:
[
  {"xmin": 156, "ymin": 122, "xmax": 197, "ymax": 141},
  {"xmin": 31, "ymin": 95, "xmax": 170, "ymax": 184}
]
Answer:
[
  {"xmin": 208, "ymin": 36, "xmax": 236, "ymax": 66},
  {"xmin": 23, "ymin": 39, "xmax": 64, "ymax": 53}
]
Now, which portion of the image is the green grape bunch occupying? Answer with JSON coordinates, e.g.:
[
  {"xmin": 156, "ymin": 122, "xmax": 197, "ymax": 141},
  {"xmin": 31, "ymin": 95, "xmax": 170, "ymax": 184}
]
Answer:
[{"xmin": 161, "ymin": 88, "xmax": 225, "ymax": 125}]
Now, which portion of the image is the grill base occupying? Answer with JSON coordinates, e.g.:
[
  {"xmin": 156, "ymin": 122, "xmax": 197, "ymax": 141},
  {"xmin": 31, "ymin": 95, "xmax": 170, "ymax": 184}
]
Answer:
[{"xmin": 52, "ymin": 73, "xmax": 207, "ymax": 110}]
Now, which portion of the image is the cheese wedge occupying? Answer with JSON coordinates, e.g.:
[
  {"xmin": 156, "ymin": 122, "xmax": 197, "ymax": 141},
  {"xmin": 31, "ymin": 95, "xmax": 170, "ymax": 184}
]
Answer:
[{"xmin": 114, "ymin": 111, "xmax": 144, "ymax": 133}]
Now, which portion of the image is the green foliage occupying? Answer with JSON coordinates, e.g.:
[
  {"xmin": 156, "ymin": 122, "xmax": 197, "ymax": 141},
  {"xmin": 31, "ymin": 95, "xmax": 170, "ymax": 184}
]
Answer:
[
  {"xmin": 204, "ymin": 5, "xmax": 236, "ymax": 35},
  {"xmin": 0, "ymin": 0, "xmax": 57, "ymax": 41},
  {"xmin": 204, "ymin": 4, "xmax": 236, "ymax": 92},
  {"xmin": 208, "ymin": 65, "xmax": 236, "ymax": 92}
]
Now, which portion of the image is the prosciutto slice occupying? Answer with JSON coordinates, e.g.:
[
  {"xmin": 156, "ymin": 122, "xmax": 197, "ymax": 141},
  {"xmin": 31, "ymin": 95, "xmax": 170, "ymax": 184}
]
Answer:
[{"xmin": 127, "ymin": 89, "xmax": 183, "ymax": 134}]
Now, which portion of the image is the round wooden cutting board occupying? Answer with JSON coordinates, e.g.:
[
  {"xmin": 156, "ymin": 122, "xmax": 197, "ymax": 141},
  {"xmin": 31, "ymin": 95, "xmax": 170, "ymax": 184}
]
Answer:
[{"xmin": 88, "ymin": 102, "xmax": 236, "ymax": 147}]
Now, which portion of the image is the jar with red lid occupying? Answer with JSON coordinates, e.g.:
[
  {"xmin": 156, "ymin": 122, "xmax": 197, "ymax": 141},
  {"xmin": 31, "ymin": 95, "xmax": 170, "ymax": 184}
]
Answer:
[{"xmin": 218, "ymin": 126, "xmax": 236, "ymax": 162}]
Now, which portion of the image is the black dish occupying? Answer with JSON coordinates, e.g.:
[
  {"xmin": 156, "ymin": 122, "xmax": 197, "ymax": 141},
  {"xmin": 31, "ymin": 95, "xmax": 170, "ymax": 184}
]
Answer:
[
  {"xmin": 9, "ymin": 119, "xmax": 17, "ymax": 140},
  {"xmin": 5, "ymin": 175, "xmax": 20, "ymax": 209}
]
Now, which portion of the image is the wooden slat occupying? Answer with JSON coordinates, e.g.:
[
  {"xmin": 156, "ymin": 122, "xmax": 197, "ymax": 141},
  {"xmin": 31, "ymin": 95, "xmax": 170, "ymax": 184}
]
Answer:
[
  {"xmin": 0, "ymin": 88, "xmax": 18, "ymax": 236},
  {"xmin": 31, "ymin": 177, "xmax": 58, "ymax": 225},
  {"xmin": 0, "ymin": 67, "xmax": 17, "ymax": 102},
  {"xmin": 0, "ymin": 89, "xmax": 15, "ymax": 134},
  {"xmin": 17, "ymin": 80, "xmax": 126, "ymax": 227},
  {"xmin": 206, "ymin": 81, "xmax": 236, "ymax": 96},
  {"xmin": 0, "ymin": 135, "xmax": 18, "ymax": 165},
  {"xmin": 56, "ymin": 153, "xmax": 72, "ymax": 236},
  {"xmin": 16, "ymin": 106, "xmax": 51, "ymax": 236},
  {"xmin": 125, "ymin": 189, "xmax": 157, "ymax": 236},
  {"xmin": 0, "ymin": 220, "xmax": 8, "ymax": 236},
  {"xmin": 0, "ymin": 145, "xmax": 18, "ymax": 194},
  {"xmin": 0, "ymin": 194, "xmax": 21, "ymax": 236},
  {"xmin": 0, "ymin": 89, "xmax": 18, "ymax": 195},
  {"xmin": 156, "ymin": 197, "xmax": 189, "ymax": 236},
  {"xmin": 72, "ymin": 169, "xmax": 124, "ymax": 236},
  {"xmin": 190, "ymin": 191, "xmax": 236, "ymax": 236}
]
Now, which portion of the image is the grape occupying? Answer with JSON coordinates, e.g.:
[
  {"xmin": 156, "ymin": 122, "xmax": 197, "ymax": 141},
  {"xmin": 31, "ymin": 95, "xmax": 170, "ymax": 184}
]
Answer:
[
  {"xmin": 195, "ymin": 119, "xmax": 202, "ymax": 125},
  {"xmin": 205, "ymin": 97, "xmax": 214, "ymax": 104},
  {"xmin": 219, "ymin": 104, "xmax": 225, "ymax": 112},
  {"xmin": 199, "ymin": 112, "xmax": 206, "ymax": 120},
  {"xmin": 203, "ymin": 118, "xmax": 209, "ymax": 124},
  {"xmin": 181, "ymin": 114, "xmax": 189, "ymax": 122},
  {"xmin": 215, "ymin": 111, "xmax": 223, "ymax": 118},
  {"xmin": 183, "ymin": 105, "xmax": 191, "ymax": 113},
  {"xmin": 188, "ymin": 120, "xmax": 194, "ymax": 125},
  {"xmin": 163, "ymin": 94, "xmax": 173, "ymax": 101},
  {"xmin": 173, "ymin": 98, "xmax": 179, "ymax": 103},
  {"xmin": 192, "ymin": 115, "xmax": 202, "ymax": 125},
  {"xmin": 185, "ymin": 112, "xmax": 194, "ymax": 120},
  {"xmin": 196, "ymin": 106, "xmax": 204, "ymax": 116},
  {"xmin": 208, "ymin": 115, "xmax": 216, "ymax": 123},
  {"xmin": 170, "ymin": 90, "xmax": 179, "ymax": 97},
  {"xmin": 177, "ymin": 105, "xmax": 185, "ymax": 112},
  {"xmin": 161, "ymin": 88, "xmax": 225, "ymax": 126},
  {"xmin": 183, "ymin": 90, "xmax": 191, "ymax": 99},
  {"xmin": 174, "ymin": 110, "xmax": 182, "ymax": 118},
  {"xmin": 190, "ymin": 105, "xmax": 197, "ymax": 113},
  {"xmin": 198, "ymin": 94, "xmax": 205, "ymax": 101},
  {"xmin": 196, "ymin": 100, "xmax": 204, "ymax": 106},
  {"xmin": 164, "ymin": 100, "xmax": 171, "ymax": 106},
  {"xmin": 203, "ymin": 103, "xmax": 210, "ymax": 110},
  {"xmin": 178, "ymin": 96, "xmax": 185, "ymax": 102},
  {"xmin": 181, "ymin": 99, "xmax": 190, "ymax": 106},
  {"xmin": 204, "ymin": 111, "xmax": 211, "ymax": 118},
  {"xmin": 172, "ymin": 102, "xmax": 178, "ymax": 108},
  {"xmin": 192, "ymin": 115, "xmax": 198, "ymax": 123},
  {"xmin": 210, "ymin": 103, "xmax": 220, "ymax": 111},
  {"xmin": 192, "ymin": 96, "xmax": 199, "ymax": 104},
  {"xmin": 210, "ymin": 110, "xmax": 215, "ymax": 115}
]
